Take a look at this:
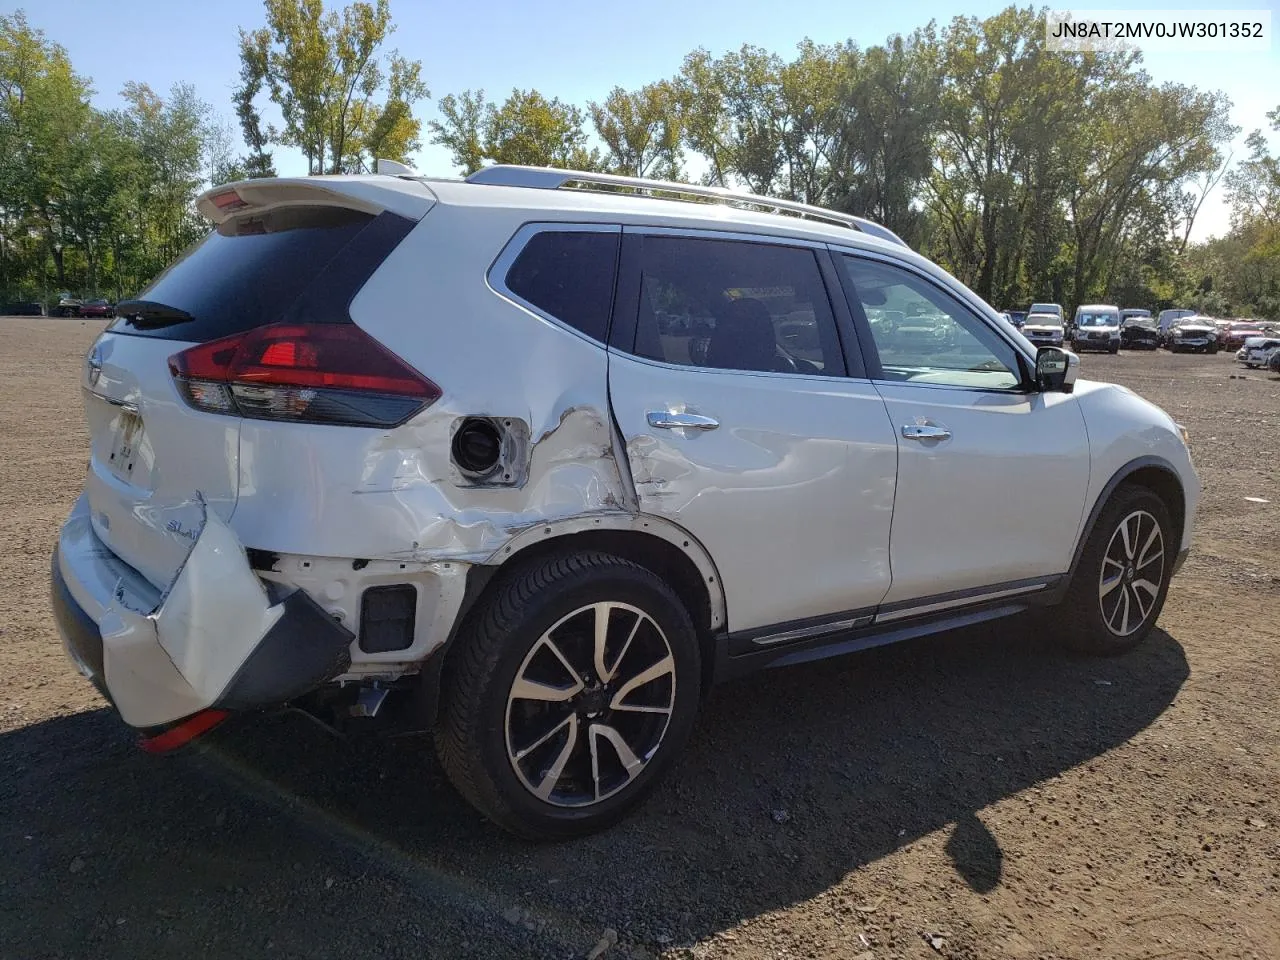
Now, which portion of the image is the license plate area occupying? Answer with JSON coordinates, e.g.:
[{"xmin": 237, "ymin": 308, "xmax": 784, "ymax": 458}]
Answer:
[{"xmin": 107, "ymin": 409, "xmax": 144, "ymax": 482}]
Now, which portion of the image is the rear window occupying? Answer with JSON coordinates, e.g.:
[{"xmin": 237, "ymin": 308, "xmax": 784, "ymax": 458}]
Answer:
[
  {"xmin": 503, "ymin": 230, "xmax": 620, "ymax": 342},
  {"xmin": 110, "ymin": 206, "xmax": 412, "ymax": 342}
]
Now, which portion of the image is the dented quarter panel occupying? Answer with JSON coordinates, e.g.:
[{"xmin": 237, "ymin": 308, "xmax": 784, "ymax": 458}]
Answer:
[{"xmin": 230, "ymin": 201, "xmax": 630, "ymax": 566}]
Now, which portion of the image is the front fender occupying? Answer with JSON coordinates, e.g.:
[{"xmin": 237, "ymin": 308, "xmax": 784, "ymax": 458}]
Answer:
[{"xmin": 1071, "ymin": 381, "xmax": 1200, "ymax": 567}]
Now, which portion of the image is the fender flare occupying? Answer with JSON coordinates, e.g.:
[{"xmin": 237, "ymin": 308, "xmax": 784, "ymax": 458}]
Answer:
[
  {"xmin": 486, "ymin": 511, "xmax": 727, "ymax": 632},
  {"xmin": 1066, "ymin": 455, "xmax": 1185, "ymax": 583}
]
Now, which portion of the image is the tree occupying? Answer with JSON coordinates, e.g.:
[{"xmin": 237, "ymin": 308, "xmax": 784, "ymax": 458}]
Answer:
[
  {"xmin": 828, "ymin": 30, "xmax": 940, "ymax": 239},
  {"xmin": 117, "ymin": 82, "xmax": 210, "ymax": 274},
  {"xmin": 1061, "ymin": 78, "xmax": 1234, "ymax": 307},
  {"xmin": 430, "ymin": 88, "xmax": 599, "ymax": 173},
  {"xmin": 589, "ymin": 82, "xmax": 683, "ymax": 179},
  {"xmin": 1225, "ymin": 106, "xmax": 1280, "ymax": 228},
  {"xmin": 234, "ymin": 0, "xmax": 428, "ymax": 175},
  {"xmin": 0, "ymin": 10, "xmax": 94, "ymax": 290},
  {"xmin": 430, "ymin": 90, "xmax": 486, "ymax": 174}
]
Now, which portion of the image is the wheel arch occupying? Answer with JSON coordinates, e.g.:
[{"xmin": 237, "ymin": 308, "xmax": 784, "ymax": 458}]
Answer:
[
  {"xmin": 488, "ymin": 514, "xmax": 726, "ymax": 635},
  {"xmin": 417, "ymin": 514, "xmax": 726, "ymax": 726},
  {"xmin": 1068, "ymin": 456, "xmax": 1186, "ymax": 583}
]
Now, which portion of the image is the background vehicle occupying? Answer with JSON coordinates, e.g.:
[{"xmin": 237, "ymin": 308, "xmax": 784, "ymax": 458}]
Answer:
[
  {"xmin": 1005, "ymin": 309, "xmax": 1027, "ymax": 328},
  {"xmin": 1030, "ymin": 302, "xmax": 1067, "ymax": 336},
  {"xmin": 79, "ymin": 299, "xmax": 115, "ymax": 319},
  {"xmin": 1158, "ymin": 308, "xmax": 1196, "ymax": 333},
  {"xmin": 1120, "ymin": 314, "xmax": 1160, "ymax": 350},
  {"xmin": 1164, "ymin": 316, "xmax": 1219, "ymax": 353},
  {"xmin": 51, "ymin": 293, "xmax": 82, "ymax": 317},
  {"xmin": 1240, "ymin": 337, "xmax": 1280, "ymax": 368},
  {"xmin": 1071, "ymin": 304, "xmax": 1121, "ymax": 353},
  {"xmin": 50, "ymin": 164, "xmax": 1199, "ymax": 839},
  {"xmin": 1023, "ymin": 311, "xmax": 1065, "ymax": 346},
  {"xmin": 1221, "ymin": 321, "xmax": 1266, "ymax": 351},
  {"xmin": 1120, "ymin": 308, "xmax": 1152, "ymax": 324},
  {"xmin": 1, "ymin": 300, "xmax": 46, "ymax": 316}
]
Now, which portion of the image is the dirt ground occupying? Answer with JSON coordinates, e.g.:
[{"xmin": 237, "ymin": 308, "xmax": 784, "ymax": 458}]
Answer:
[{"xmin": 0, "ymin": 316, "xmax": 1276, "ymax": 960}]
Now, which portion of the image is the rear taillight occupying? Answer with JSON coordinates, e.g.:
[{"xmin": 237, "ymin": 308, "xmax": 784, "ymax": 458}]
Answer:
[{"xmin": 168, "ymin": 324, "xmax": 440, "ymax": 427}]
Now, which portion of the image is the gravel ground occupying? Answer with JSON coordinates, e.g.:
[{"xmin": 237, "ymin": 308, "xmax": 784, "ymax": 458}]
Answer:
[{"xmin": 0, "ymin": 317, "xmax": 1277, "ymax": 960}]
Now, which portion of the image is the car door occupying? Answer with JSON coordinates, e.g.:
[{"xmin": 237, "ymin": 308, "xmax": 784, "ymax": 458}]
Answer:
[
  {"xmin": 832, "ymin": 249, "xmax": 1091, "ymax": 607},
  {"xmin": 607, "ymin": 230, "xmax": 899, "ymax": 636}
]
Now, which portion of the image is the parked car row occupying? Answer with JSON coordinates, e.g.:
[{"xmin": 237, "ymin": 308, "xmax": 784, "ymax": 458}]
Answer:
[
  {"xmin": 7, "ymin": 294, "xmax": 119, "ymax": 318},
  {"xmin": 1001, "ymin": 303, "xmax": 1279, "ymax": 357}
]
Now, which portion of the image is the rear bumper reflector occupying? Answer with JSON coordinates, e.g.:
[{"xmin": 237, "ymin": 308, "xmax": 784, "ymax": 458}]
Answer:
[{"xmin": 138, "ymin": 709, "xmax": 230, "ymax": 753}]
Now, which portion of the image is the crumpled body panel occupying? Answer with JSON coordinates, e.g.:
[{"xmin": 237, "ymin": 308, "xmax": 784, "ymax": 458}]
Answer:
[{"xmin": 55, "ymin": 494, "xmax": 349, "ymax": 728}]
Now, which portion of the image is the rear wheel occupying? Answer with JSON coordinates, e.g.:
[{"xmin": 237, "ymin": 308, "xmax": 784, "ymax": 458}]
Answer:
[
  {"xmin": 435, "ymin": 551, "xmax": 701, "ymax": 839},
  {"xmin": 1054, "ymin": 485, "xmax": 1173, "ymax": 655}
]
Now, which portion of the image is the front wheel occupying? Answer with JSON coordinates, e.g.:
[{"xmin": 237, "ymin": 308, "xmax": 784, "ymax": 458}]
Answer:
[
  {"xmin": 1109, "ymin": 343, "xmax": 1119, "ymax": 354},
  {"xmin": 435, "ymin": 551, "xmax": 701, "ymax": 839},
  {"xmin": 1054, "ymin": 485, "xmax": 1173, "ymax": 655}
]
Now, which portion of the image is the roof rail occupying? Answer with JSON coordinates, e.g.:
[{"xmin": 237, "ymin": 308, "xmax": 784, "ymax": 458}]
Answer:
[{"xmin": 464, "ymin": 165, "xmax": 907, "ymax": 242}]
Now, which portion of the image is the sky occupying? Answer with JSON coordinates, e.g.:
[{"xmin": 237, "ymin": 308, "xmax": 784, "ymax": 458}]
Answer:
[{"xmin": 14, "ymin": 0, "xmax": 1280, "ymax": 241}]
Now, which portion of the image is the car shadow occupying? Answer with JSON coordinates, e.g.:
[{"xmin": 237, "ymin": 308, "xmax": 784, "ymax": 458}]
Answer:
[
  {"xmin": 211, "ymin": 617, "xmax": 1188, "ymax": 944},
  {"xmin": 0, "ymin": 619, "xmax": 1187, "ymax": 956}
]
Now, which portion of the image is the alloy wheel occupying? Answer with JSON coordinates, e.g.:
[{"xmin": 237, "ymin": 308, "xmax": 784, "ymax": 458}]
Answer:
[
  {"xmin": 504, "ymin": 602, "xmax": 676, "ymax": 807},
  {"xmin": 1098, "ymin": 509, "xmax": 1165, "ymax": 637}
]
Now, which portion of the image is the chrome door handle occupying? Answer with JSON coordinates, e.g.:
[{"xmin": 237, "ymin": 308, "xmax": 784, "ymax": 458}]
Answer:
[
  {"xmin": 647, "ymin": 411, "xmax": 720, "ymax": 430},
  {"xmin": 901, "ymin": 423, "xmax": 952, "ymax": 441}
]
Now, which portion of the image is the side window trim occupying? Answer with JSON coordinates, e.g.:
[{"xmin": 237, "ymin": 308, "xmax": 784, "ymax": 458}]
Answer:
[
  {"xmin": 829, "ymin": 246, "xmax": 1036, "ymax": 392},
  {"xmin": 816, "ymin": 248, "xmax": 868, "ymax": 379},
  {"xmin": 486, "ymin": 221, "xmax": 622, "ymax": 345},
  {"xmin": 614, "ymin": 226, "xmax": 850, "ymax": 379}
]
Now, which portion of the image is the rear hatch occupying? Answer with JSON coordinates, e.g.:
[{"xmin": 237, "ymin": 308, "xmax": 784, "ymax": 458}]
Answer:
[{"xmin": 83, "ymin": 181, "xmax": 430, "ymax": 589}]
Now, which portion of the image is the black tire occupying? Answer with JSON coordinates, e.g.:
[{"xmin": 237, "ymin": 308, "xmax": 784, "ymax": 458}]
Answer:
[
  {"xmin": 1053, "ymin": 485, "xmax": 1174, "ymax": 655},
  {"xmin": 1109, "ymin": 343, "xmax": 1119, "ymax": 354},
  {"xmin": 435, "ymin": 551, "xmax": 701, "ymax": 840}
]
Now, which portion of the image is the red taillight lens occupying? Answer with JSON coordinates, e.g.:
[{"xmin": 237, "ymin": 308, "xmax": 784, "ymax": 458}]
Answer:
[
  {"xmin": 210, "ymin": 189, "xmax": 248, "ymax": 212},
  {"xmin": 168, "ymin": 324, "xmax": 440, "ymax": 427}
]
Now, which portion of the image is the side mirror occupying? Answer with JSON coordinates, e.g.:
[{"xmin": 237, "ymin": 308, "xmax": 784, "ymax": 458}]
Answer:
[{"xmin": 1035, "ymin": 347, "xmax": 1079, "ymax": 394}]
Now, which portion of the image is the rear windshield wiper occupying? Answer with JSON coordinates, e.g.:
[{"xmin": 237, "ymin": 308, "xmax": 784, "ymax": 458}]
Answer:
[{"xmin": 115, "ymin": 299, "xmax": 195, "ymax": 328}]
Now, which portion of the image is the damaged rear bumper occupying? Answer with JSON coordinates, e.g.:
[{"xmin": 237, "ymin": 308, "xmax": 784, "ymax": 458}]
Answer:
[{"xmin": 51, "ymin": 494, "xmax": 353, "ymax": 730}]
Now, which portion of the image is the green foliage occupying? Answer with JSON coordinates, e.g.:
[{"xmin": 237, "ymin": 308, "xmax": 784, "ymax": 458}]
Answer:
[
  {"xmin": 430, "ymin": 88, "xmax": 599, "ymax": 173},
  {"xmin": 0, "ymin": 12, "xmax": 233, "ymax": 302},
  {"xmin": 589, "ymin": 82, "xmax": 683, "ymax": 179},
  {"xmin": 234, "ymin": 0, "xmax": 428, "ymax": 175}
]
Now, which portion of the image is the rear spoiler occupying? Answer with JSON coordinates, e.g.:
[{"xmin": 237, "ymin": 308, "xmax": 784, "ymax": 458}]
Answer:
[{"xmin": 196, "ymin": 175, "xmax": 435, "ymax": 225}]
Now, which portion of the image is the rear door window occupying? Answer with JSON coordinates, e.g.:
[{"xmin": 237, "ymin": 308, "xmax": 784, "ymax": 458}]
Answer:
[
  {"xmin": 111, "ymin": 206, "xmax": 411, "ymax": 342},
  {"xmin": 626, "ymin": 235, "xmax": 844, "ymax": 376},
  {"xmin": 502, "ymin": 229, "xmax": 620, "ymax": 342}
]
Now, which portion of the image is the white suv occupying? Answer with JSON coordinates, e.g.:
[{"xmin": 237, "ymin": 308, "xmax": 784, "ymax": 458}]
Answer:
[{"xmin": 52, "ymin": 165, "xmax": 1199, "ymax": 838}]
